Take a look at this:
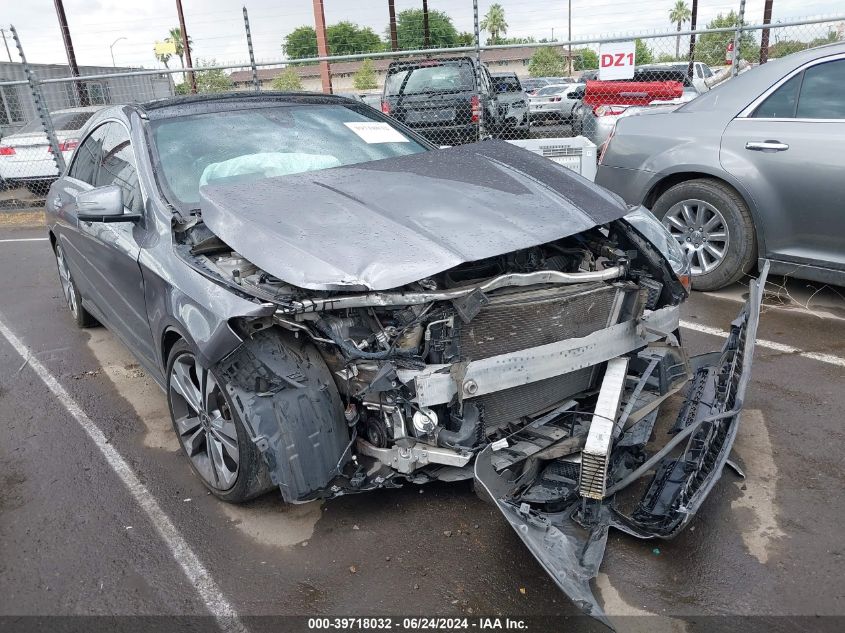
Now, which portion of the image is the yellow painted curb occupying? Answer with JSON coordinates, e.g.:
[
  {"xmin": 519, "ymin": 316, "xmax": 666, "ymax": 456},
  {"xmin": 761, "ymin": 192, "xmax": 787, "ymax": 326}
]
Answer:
[{"xmin": 0, "ymin": 211, "xmax": 46, "ymax": 228}]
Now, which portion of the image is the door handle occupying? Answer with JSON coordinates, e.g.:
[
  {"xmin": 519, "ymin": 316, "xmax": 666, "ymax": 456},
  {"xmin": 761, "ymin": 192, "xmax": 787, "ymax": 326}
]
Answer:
[
  {"xmin": 745, "ymin": 140, "xmax": 789, "ymax": 152},
  {"xmin": 51, "ymin": 195, "xmax": 64, "ymax": 209}
]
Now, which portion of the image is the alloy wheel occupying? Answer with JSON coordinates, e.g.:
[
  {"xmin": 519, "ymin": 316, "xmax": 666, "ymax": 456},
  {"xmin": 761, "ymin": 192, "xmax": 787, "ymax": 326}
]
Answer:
[
  {"xmin": 55, "ymin": 245, "xmax": 78, "ymax": 318},
  {"xmin": 663, "ymin": 199, "xmax": 730, "ymax": 275},
  {"xmin": 169, "ymin": 352, "xmax": 240, "ymax": 491}
]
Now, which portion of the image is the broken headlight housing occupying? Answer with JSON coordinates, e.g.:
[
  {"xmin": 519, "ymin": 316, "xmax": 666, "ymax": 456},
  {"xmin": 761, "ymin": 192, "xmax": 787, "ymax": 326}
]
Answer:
[{"xmin": 624, "ymin": 206, "xmax": 691, "ymax": 290}]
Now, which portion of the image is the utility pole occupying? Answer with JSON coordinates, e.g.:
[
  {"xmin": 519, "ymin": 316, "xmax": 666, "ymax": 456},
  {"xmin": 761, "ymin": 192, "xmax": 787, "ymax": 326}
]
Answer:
[
  {"xmin": 687, "ymin": 0, "xmax": 698, "ymax": 79},
  {"xmin": 760, "ymin": 0, "xmax": 774, "ymax": 64},
  {"xmin": 388, "ymin": 0, "xmax": 398, "ymax": 52},
  {"xmin": 52, "ymin": 0, "xmax": 88, "ymax": 105},
  {"xmin": 175, "ymin": 0, "xmax": 197, "ymax": 93},
  {"xmin": 0, "ymin": 29, "xmax": 12, "ymax": 62},
  {"xmin": 312, "ymin": 0, "xmax": 332, "ymax": 94},
  {"xmin": 423, "ymin": 0, "xmax": 430, "ymax": 48}
]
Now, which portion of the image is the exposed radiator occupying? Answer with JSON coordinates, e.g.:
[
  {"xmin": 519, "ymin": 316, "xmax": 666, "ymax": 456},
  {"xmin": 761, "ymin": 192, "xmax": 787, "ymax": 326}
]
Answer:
[
  {"xmin": 477, "ymin": 368, "xmax": 594, "ymax": 432},
  {"xmin": 459, "ymin": 282, "xmax": 620, "ymax": 361},
  {"xmin": 464, "ymin": 282, "xmax": 625, "ymax": 431}
]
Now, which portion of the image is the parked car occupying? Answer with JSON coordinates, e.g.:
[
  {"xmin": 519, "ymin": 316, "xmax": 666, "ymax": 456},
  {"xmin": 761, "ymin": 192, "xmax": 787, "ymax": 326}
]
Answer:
[
  {"xmin": 45, "ymin": 91, "xmax": 766, "ymax": 623},
  {"xmin": 573, "ymin": 67, "xmax": 699, "ymax": 147},
  {"xmin": 521, "ymin": 77, "xmax": 554, "ymax": 95},
  {"xmin": 0, "ymin": 106, "xmax": 105, "ymax": 193},
  {"xmin": 596, "ymin": 43, "xmax": 845, "ymax": 290},
  {"xmin": 528, "ymin": 83, "xmax": 584, "ymax": 123},
  {"xmin": 651, "ymin": 61, "xmax": 715, "ymax": 93},
  {"xmin": 491, "ymin": 72, "xmax": 530, "ymax": 138},
  {"xmin": 381, "ymin": 56, "xmax": 502, "ymax": 144}
]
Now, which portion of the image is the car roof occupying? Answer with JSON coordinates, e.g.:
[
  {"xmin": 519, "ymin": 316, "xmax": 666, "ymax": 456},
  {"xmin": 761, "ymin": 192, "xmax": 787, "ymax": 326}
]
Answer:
[
  {"xmin": 134, "ymin": 91, "xmax": 363, "ymax": 120},
  {"xmin": 680, "ymin": 41, "xmax": 845, "ymax": 114}
]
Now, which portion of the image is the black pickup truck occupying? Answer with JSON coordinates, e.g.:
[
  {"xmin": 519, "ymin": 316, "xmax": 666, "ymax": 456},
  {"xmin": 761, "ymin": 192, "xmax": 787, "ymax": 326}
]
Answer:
[{"xmin": 380, "ymin": 56, "xmax": 502, "ymax": 145}]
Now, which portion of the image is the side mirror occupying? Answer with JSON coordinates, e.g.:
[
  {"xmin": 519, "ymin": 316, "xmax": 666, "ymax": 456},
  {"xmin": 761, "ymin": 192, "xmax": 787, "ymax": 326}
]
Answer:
[{"xmin": 77, "ymin": 185, "xmax": 138, "ymax": 223}]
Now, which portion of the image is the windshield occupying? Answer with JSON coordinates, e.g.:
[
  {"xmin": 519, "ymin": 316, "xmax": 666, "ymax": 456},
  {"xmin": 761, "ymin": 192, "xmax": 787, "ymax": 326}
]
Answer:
[
  {"xmin": 18, "ymin": 110, "xmax": 97, "ymax": 134},
  {"xmin": 385, "ymin": 62, "xmax": 475, "ymax": 95},
  {"xmin": 150, "ymin": 104, "xmax": 427, "ymax": 210}
]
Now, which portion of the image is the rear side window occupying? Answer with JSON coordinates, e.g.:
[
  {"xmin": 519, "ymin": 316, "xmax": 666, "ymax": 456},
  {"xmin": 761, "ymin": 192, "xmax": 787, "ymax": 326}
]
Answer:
[
  {"xmin": 796, "ymin": 59, "xmax": 845, "ymax": 119},
  {"xmin": 96, "ymin": 122, "xmax": 142, "ymax": 213},
  {"xmin": 752, "ymin": 73, "xmax": 801, "ymax": 118},
  {"xmin": 68, "ymin": 126, "xmax": 105, "ymax": 184}
]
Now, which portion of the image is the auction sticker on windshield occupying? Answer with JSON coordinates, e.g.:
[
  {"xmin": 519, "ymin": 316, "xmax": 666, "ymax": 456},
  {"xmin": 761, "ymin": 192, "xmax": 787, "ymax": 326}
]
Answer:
[
  {"xmin": 344, "ymin": 121, "xmax": 409, "ymax": 143},
  {"xmin": 599, "ymin": 40, "xmax": 636, "ymax": 80}
]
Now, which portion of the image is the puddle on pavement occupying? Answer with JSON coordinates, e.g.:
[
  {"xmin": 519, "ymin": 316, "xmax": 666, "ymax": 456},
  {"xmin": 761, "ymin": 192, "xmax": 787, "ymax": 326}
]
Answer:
[
  {"xmin": 85, "ymin": 329, "xmax": 177, "ymax": 451},
  {"xmin": 730, "ymin": 409, "xmax": 785, "ymax": 564},
  {"xmin": 596, "ymin": 573, "xmax": 688, "ymax": 632},
  {"xmin": 221, "ymin": 496, "xmax": 323, "ymax": 547}
]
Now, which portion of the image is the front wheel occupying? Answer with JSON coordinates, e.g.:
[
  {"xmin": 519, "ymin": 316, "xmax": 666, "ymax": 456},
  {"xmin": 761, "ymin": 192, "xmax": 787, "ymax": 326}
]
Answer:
[
  {"xmin": 166, "ymin": 340, "xmax": 272, "ymax": 503},
  {"xmin": 55, "ymin": 242, "xmax": 97, "ymax": 328},
  {"xmin": 653, "ymin": 179, "xmax": 756, "ymax": 291}
]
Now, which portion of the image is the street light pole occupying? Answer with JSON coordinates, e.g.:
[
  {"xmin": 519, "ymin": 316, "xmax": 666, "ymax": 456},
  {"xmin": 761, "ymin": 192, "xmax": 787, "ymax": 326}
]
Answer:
[
  {"xmin": 109, "ymin": 37, "xmax": 126, "ymax": 67},
  {"xmin": 567, "ymin": 0, "xmax": 572, "ymax": 75}
]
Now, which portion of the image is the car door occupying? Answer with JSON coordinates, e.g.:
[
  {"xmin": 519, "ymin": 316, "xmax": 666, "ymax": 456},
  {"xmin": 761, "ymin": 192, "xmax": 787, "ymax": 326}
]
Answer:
[
  {"xmin": 50, "ymin": 124, "xmax": 106, "ymax": 305},
  {"xmin": 84, "ymin": 121, "xmax": 157, "ymax": 365},
  {"xmin": 720, "ymin": 54, "xmax": 845, "ymax": 272}
]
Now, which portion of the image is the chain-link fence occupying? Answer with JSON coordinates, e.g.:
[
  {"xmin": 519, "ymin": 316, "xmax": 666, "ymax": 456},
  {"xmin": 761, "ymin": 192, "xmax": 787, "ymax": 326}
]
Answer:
[{"xmin": 1, "ymin": 2, "xmax": 843, "ymax": 213}]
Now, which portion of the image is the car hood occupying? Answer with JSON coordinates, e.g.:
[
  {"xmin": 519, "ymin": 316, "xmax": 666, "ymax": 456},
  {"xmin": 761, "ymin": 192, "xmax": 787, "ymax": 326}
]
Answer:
[{"xmin": 199, "ymin": 140, "xmax": 628, "ymax": 291}]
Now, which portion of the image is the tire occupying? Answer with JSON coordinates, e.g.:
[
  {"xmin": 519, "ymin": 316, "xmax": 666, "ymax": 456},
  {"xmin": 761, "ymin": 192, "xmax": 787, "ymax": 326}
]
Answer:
[
  {"xmin": 166, "ymin": 339, "xmax": 273, "ymax": 503},
  {"xmin": 54, "ymin": 242, "xmax": 98, "ymax": 328},
  {"xmin": 652, "ymin": 178, "xmax": 756, "ymax": 291}
]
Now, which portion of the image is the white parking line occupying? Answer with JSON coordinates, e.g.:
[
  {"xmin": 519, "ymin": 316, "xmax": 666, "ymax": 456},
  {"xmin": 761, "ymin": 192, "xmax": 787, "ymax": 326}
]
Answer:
[
  {"xmin": 0, "ymin": 317, "xmax": 246, "ymax": 633},
  {"xmin": 680, "ymin": 320, "xmax": 845, "ymax": 369},
  {"xmin": 0, "ymin": 237, "xmax": 48, "ymax": 243}
]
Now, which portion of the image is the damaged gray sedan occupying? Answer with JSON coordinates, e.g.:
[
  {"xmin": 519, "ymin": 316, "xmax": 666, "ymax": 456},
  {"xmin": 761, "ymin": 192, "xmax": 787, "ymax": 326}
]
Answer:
[{"xmin": 45, "ymin": 92, "xmax": 767, "ymax": 621}]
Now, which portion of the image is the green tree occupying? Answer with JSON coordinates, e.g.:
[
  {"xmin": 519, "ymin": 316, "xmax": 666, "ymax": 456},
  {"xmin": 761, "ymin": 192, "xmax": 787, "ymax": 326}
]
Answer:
[
  {"xmin": 697, "ymin": 11, "xmax": 756, "ymax": 66},
  {"xmin": 166, "ymin": 26, "xmax": 192, "ymax": 69},
  {"xmin": 528, "ymin": 47, "xmax": 565, "ymax": 77},
  {"xmin": 767, "ymin": 31, "xmax": 840, "ymax": 59},
  {"xmin": 154, "ymin": 49, "xmax": 172, "ymax": 69},
  {"xmin": 481, "ymin": 3, "xmax": 508, "ymax": 45},
  {"xmin": 283, "ymin": 23, "xmax": 383, "ymax": 59},
  {"xmin": 392, "ymin": 9, "xmax": 459, "ymax": 50},
  {"xmin": 353, "ymin": 59, "xmax": 378, "ymax": 91},
  {"xmin": 574, "ymin": 48, "xmax": 598, "ymax": 70},
  {"xmin": 328, "ymin": 21, "xmax": 383, "ymax": 56},
  {"xmin": 635, "ymin": 38, "xmax": 653, "ymax": 65},
  {"xmin": 271, "ymin": 67, "xmax": 302, "ymax": 91},
  {"xmin": 456, "ymin": 31, "xmax": 475, "ymax": 46},
  {"xmin": 668, "ymin": 1, "xmax": 692, "ymax": 60},
  {"xmin": 192, "ymin": 59, "xmax": 233, "ymax": 93},
  {"xmin": 283, "ymin": 26, "xmax": 318, "ymax": 59}
]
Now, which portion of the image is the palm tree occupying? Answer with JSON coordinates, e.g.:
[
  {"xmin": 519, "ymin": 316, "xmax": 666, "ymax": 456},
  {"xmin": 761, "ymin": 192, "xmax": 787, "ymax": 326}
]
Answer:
[
  {"xmin": 481, "ymin": 4, "xmax": 508, "ymax": 45},
  {"xmin": 669, "ymin": 1, "xmax": 692, "ymax": 60},
  {"xmin": 166, "ymin": 26, "xmax": 192, "ymax": 69},
  {"xmin": 155, "ymin": 51, "xmax": 172, "ymax": 69}
]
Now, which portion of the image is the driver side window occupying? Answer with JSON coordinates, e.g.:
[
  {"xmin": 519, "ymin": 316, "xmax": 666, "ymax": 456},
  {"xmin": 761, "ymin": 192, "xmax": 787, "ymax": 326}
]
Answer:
[
  {"xmin": 68, "ymin": 127, "xmax": 105, "ymax": 184},
  {"xmin": 96, "ymin": 122, "xmax": 143, "ymax": 214}
]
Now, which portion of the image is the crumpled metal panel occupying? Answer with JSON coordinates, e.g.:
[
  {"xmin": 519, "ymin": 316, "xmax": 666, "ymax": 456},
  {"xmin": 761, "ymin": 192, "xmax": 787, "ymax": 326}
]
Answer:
[{"xmin": 199, "ymin": 140, "xmax": 629, "ymax": 291}]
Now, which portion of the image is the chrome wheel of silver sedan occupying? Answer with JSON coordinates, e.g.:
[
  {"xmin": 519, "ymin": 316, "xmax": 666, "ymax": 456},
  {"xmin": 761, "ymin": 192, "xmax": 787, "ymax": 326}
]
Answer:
[
  {"xmin": 169, "ymin": 352, "xmax": 240, "ymax": 491},
  {"xmin": 663, "ymin": 199, "xmax": 730, "ymax": 275},
  {"xmin": 55, "ymin": 244, "xmax": 78, "ymax": 318}
]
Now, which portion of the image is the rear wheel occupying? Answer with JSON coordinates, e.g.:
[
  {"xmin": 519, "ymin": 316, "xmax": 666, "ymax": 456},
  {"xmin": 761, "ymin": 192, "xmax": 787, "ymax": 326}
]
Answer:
[
  {"xmin": 653, "ymin": 179, "xmax": 756, "ymax": 291},
  {"xmin": 166, "ymin": 340, "xmax": 272, "ymax": 503},
  {"xmin": 54, "ymin": 243, "xmax": 97, "ymax": 328}
]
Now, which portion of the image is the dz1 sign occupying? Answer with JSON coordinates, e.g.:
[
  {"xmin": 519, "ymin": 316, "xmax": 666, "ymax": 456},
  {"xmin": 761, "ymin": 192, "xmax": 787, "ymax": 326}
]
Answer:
[{"xmin": 599, "ymin": 41, "xmax": 636, "ymax": 80}]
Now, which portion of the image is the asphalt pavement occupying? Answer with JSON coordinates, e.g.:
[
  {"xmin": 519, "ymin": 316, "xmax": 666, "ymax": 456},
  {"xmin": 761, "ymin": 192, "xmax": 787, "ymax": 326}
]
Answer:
[{"xmin": 1, "ymin": 224, "xmax": 843, "ymax": 633}]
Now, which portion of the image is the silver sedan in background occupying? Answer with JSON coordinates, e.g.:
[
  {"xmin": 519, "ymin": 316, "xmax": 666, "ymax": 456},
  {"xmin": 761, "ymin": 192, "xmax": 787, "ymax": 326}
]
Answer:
[
  {"xmin": 528, "ymin": 83, "xmax": 583, "ymax": 123},
  {"xmin": 596, "ymin": 43, "xmax": 845, "ymax": 290}
]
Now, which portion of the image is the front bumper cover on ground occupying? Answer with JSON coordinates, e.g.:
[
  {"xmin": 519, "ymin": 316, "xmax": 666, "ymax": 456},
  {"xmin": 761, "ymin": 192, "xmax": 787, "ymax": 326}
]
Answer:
[{"xmin": 474, "ymin": 263, "xmax": 769, "ymax": 625}]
